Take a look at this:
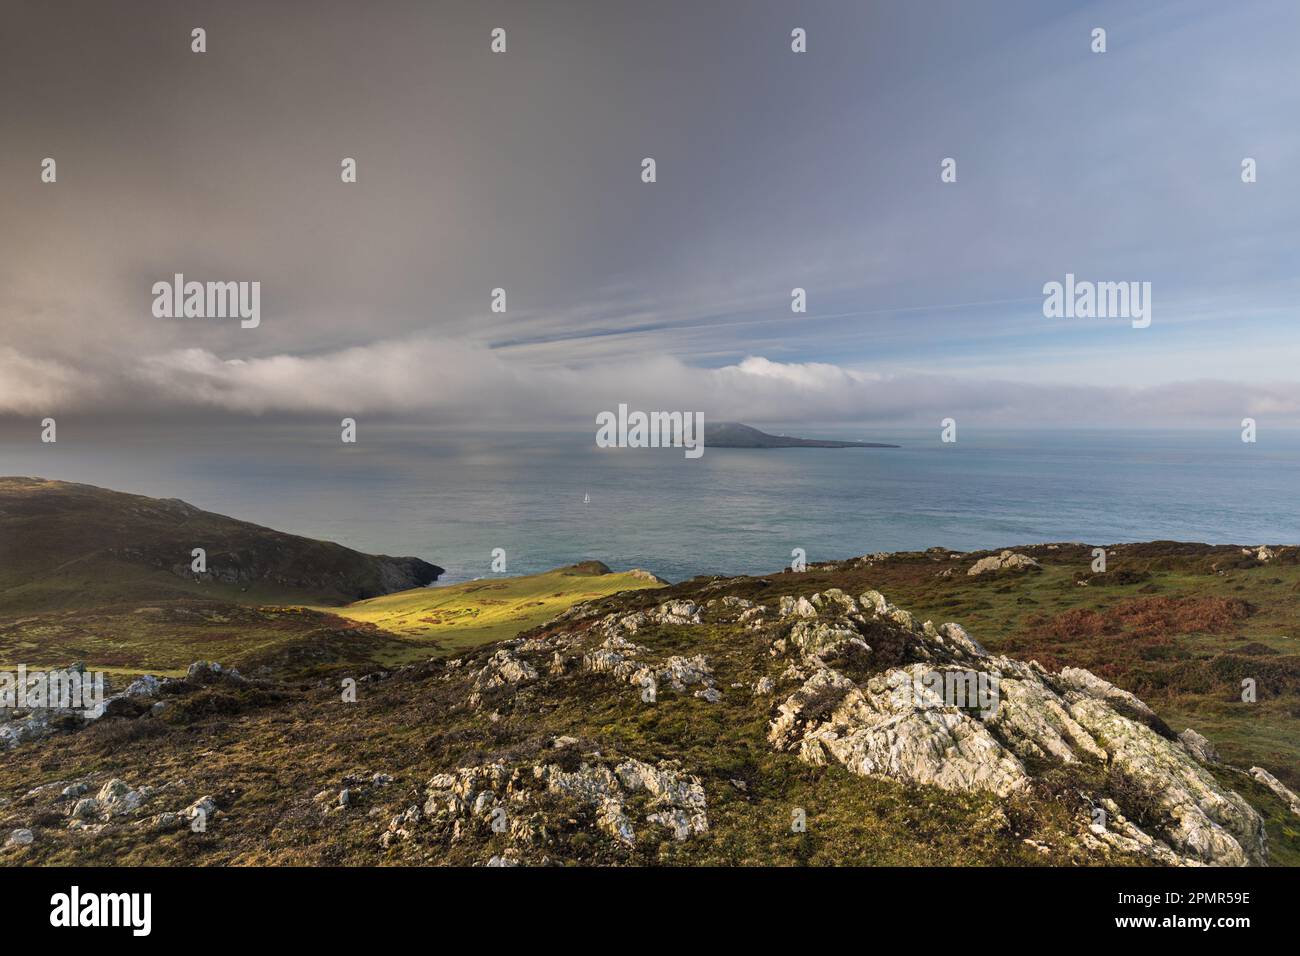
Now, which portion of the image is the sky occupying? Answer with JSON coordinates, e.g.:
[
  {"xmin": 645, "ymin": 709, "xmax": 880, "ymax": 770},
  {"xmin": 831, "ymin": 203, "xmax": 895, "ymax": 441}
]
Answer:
[{"xmin": 2, "ymin": 0, "xmax": 1299, "ymax": 429}]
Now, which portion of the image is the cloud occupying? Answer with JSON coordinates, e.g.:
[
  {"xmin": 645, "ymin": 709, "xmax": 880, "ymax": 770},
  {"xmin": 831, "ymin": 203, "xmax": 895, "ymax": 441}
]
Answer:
[
  {"xmin": 2, "ymin": 336, "xmax": 1295, "ymax": 429},
  {"xmin": 716, "ymin": 356, "xmax": 877, "ymax": 391},
  {"xmin": 2, "ymin": 3, "xmax": 1298, "ymax": 430},
  {"xmin": 0, "ymin": 348, "xmax": 100, "ymax": 414}
]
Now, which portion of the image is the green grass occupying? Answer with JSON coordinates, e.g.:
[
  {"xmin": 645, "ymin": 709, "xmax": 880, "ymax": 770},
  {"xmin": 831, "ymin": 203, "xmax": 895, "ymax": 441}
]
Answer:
[
  {"xmin": 320, "ymin": 565, "xmax": 664, "ymax": 664},
  {"xmin": 0, "ymin": 602, "xmax": 374, "ymax": 676},
  {"xmin": 0, "ymin": 566, "xmax": 663, "ymax": 677}
]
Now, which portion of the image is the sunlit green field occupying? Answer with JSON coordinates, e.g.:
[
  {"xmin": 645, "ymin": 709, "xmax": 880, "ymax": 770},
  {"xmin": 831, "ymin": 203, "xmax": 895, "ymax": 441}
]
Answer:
[
  {"xmin": 0, "ymin": 565, "xmax": 663, "ymax": 676},
  {"xmin": 320, "ymin": 564, "xmax": 665, "ymax": 663}
]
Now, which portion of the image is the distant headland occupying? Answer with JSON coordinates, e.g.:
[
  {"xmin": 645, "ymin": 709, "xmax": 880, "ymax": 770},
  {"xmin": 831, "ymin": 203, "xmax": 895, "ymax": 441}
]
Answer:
[{"xmin": 704, "ymin": 422, "xmax": 899, "ymax": 449}]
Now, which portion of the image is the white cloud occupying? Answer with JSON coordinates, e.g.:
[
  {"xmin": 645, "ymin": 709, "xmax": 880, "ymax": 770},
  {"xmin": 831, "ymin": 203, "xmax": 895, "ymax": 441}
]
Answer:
[
  {"xmin": 0, "ymin": 347, "xmax": 100, "ymax": 414},
  {"xmin": 0, "ymin": 335, "xmax": 1282, "ymax": 428}
]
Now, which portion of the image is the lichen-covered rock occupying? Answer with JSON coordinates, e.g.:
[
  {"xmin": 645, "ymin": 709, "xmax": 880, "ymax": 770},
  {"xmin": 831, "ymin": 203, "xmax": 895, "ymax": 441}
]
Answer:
[
  {"xmin": 931, "ymin": 622, "xmax": 989, "ymax": 660},
  {"xmin": 1179, "ymin": 728, "xmax": 1221, "ymax": 766},
  {"xmin": 465, "ymin": 648, "xmax": 540, "ymax": 709},
  {"xmin": 583, "ymin": 633, "xmax": 648, "ymax": 680},
  {"xmin": 472, "ymin": 649, "xmax": 538, "ymax": 692},
  {"xmin": 786, "ymin": 620, "xmax": 867, "ymax": 660},
  {"xmin": 1081, "ymin": 798, "xmax": 1192, "ymax": 866},
  {"xmin": 779, "ymin": 664, "xmax": 1030, "ymax": 797},
  {"xmin": 185, "ymin": 795, "xmax": 217, "ymax": 825},
  {"xmin": 987, "ymin": 677, "xmax": 1106, "ymax": 764},
  {"xmin": 658, "ymin": 655, "xmax": 713, "ymax": 692},
  {"xmin": 766, "ymin": 589, "xmax": 1267, "ymax": 866},
  {"xmin": 186, "ymin": 661, "xmax": 244, "ymax": 684},
  {"xmin": 707, "ymin": 595, "xmax": 756, "ymax": 614},
  {"xmin": 124, "ymin": 675, "xmax": 162, "ymax": 698},
  {"xmin": 1066, "ymin": 698, "xmax": 1265, "ymax": 866},
  {"xmin": 967, "ymin": 550, "xmax": 1041, "ymax": 576},
  {"xmin": 649, "ymin": 600, "xmax": 701, "ymax": 625},
  {"xmin": 397, "ymin": 756, "xmax": 709, "ymax": 854},
  {"xmin": 778, "ymin": 595, "xmax": 818, "ymax": 618},
  {"xmin": 96, "ymin": 778, "xmax": 147, "ymax": 816},
  {"xmin": 767, "ymin": 666, "xmax": 858, "ymax": 752},
  {"xmin": 1250, "ymin": 766, "xmax": 1300, "ymax": 817},
  {"xmin": 859, "ymin": 589, "xmax": 925, "ymax": 633},
  {"xmin": 1058, "ymin": 667, "xmax": 1157, "ymax": 722},
  {"xmin": 581, "ymin": 633, "xmax": 719, "ymax": 702}
]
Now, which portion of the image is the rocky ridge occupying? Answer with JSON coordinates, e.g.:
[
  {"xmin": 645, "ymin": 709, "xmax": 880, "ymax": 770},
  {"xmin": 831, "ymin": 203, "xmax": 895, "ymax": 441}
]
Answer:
[
  {"xmin": 757, "ymin": 587, "xmax": 1265, "ymax": 865},
  {"xmin": 345, "ymin": 583, "xmax": 1279, "ymax": 866},
  {"xmin": 3, "ymin": 548, "xmax": 1295, "ymax": 867}
]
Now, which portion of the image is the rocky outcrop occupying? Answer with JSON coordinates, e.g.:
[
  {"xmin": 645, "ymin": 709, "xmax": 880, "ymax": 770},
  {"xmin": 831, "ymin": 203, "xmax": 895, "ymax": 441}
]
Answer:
[
  {"xmin": 1242, "ymin": 545, "xmax": 1277, "ymax": 563},
  {"xmin": 312, "ymin": 772, "xmax": 395, "ymax": 817},
  {"xmin": 1179, "ymin": 728, "xmax": 1221, "ymax": 766},
  {"xmin": 0, "ymin": 771, "xmax": 217, "ymax": 840},
  {"xmin": 628, "ymin": 569, "xmax": 669, "ymax": 584},
  {"xmin": 1066, "ymin": 699, "xmax": 1263, "ymax": 866},
  {"xmin": 576, "ymin": 602, "xmax": 719, "ymax": 702},
  {"xmin": 2, "ymin": 661, "xmax": 258, "ymax": 750},
  {"xmin": 384, "ymin": 756, "xmax": 709, "ymax": 857},
  {"xmin": 1250, "ymin": 766, "xmax": 1300, "ymax": 817},
  {"xmin": 967, "ymin": 550, "xmax": 1041, "ymax": 576},
  {"xmin": 468, "ymin": 649, "xmax": 538, "ymax": 708},
  {"xmin": 773, "ymin": 664, "xmax": 1029, "ymax": 797},
  {"xmin": 0, "ymin": 663, "xmax": 109, "ymax": 750},
  {"xmin": 764, "ymin": 586, "xmax": 1267, "ymax": 866},
  {"xmin": 1057, "ymin": 667, "xmax": 1158, "ymax": 723}
]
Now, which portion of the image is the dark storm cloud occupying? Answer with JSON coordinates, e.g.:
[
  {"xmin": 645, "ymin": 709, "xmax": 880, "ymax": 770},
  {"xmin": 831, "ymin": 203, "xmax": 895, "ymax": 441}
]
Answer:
[{"xmin": 2, "ymin": 0, "xmax": 1298, "ymax": 425}]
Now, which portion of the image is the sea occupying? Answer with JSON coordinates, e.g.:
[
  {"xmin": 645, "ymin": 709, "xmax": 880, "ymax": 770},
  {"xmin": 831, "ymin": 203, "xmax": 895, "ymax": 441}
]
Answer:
[{"xmin": 2, "ymin": 424, "xmax": 1296, "ymax": 585}]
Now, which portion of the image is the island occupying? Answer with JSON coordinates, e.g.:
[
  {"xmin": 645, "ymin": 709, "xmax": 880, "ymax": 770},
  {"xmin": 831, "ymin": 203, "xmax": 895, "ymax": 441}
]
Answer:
[{"xmin": 703, "ymin": 421, "xmax": 899, "ymax": 448}]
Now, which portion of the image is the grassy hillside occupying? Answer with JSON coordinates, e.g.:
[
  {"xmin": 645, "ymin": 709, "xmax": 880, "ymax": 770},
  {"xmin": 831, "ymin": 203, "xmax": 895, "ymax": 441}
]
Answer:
[
  {"xmin": 0, "ymin": 478, "xmax": 664, "ymax": 675},
  {"xmin": 0, "ymin": 477, "xmax": 442, "ymax": 612},
  {"xmin": 0, "ymin": 600, "xmax": 399, "ymax": 677},
  {"xmin": 320, "ymin": 562, "xmax": 665, "ymax": 663},
  {"xmin": 1, "ymin": 483, "xmax": 1296, "ymax": 868},
  {"xmin": 0, "ymin": 477, "xmax": 454, "ymax": 676},
  {"xmin": 4, "ymin": 541, "xmax": 1297, "ymax": 868}
]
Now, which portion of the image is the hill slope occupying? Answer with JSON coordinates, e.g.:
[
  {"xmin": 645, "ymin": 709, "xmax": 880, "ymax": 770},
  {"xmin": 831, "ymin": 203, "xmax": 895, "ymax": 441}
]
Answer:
[
  {"xmin": 0, "ymin": 477, "xmax": 443, "ymax": 610},
  {"xmin": 3, "ymin": 542, "xmax": 1297, "ymax": 867}
]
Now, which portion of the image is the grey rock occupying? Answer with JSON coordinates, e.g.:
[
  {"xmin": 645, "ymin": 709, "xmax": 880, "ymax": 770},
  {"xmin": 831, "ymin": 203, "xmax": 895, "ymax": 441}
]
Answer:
[
  {"xmin": 1179, "ymin": 728, "xmax": 1221, "ymax": 766},
  {"xmin": 124, "ymin": 675, "xmax": 162, "ymax": 698},
  {"xmin": 1250, "ymin": 766, "xmax": 1300, "ymax": 817},
  {"xmin": 95, "ymin": 778, "xmax": 146, "ymax": 816},
  {"xmin": 767, "ymin": 588, "xmax": 1267, "ymax": 866},
  {"xmin": 967, "ymin": 550, "xmax": 1041, "ymax": 576}
]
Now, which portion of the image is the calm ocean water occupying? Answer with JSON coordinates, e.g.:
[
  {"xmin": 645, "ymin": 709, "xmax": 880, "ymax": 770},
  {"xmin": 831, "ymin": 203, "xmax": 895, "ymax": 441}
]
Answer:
[{"xmin": 3, "ymin": 425, "xmax": 1297, "ymax": 584}]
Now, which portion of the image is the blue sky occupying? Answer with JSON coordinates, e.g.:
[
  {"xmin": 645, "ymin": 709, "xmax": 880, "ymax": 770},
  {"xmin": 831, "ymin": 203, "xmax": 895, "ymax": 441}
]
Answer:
[{"xmin": 1, "ymin": 0, "xmax": 1298, "ymax": 425}]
